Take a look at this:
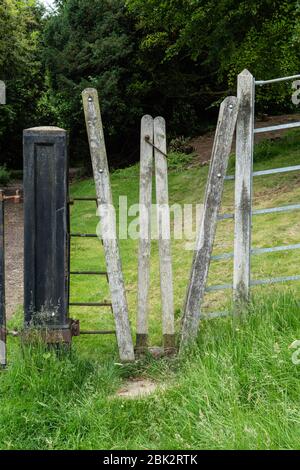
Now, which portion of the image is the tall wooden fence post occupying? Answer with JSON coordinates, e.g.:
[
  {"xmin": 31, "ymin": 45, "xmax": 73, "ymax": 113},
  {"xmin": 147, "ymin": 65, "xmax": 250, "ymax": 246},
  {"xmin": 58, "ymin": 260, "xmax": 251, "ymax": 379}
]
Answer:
[
  {"xmin": 233, "ymin": 69, "xmax": 255, "ymax": 310},
  {"xmin": 0, "ymin": 192, "xmax": 6, "ymax": 367},
  {"xmin": 136, "ymin": 115, "xmax": 153, "ymax": 351},
  {"xmin": 180, "ymin": 96, "xmax": 238, "ymax": 349},
  {"xmin": 0, "ymin": 82, "xmax": 6, "ymax": 367},
  {"xmin": 154, "ymin": 117, "xmax": 175, "ymax": 352},
  {"xmin": 23, "ymin": 127, "xmax": 70, "ymax": 341},
  {"xmin": 0, "ymin": 81, "xmax": 5, "ymax": 105},
  {"xmin": 82, "ymin": 88, "xmax": 135, "ymax": 362}
]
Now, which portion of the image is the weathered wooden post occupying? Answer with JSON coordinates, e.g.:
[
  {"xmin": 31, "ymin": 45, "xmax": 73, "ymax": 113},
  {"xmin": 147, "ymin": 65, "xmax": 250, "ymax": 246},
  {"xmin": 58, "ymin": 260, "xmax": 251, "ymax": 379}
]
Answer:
[
  {"xmin": 154, "ymin": 117, "xmax": 175, "ymax": 352},
  {"xmin": 233, "ymin": 70, "xmax": 255, "ymax": 310},
  {"xmin": 23, "ymin": 127, "xmax": 71, "ymax": 342},
  {"xmin": 136, "ymin": 115, "xmax": 153, "ymax": 351},
  {"xmin": 0, "ymin": 82, "xmax": 6, "ymax": 366},
  {"xmin": 0, "ymin": 191, "xmax": 6, "ymax": 367},
  {"xmin": 136, "ymin": 115, "xmax": 175, "ymax": 354},
  {"xmin": 82, "ymin": 89, "xmax": 135, "ymax": 362},
  {"xmin": 0, "ymin": 81, "xmax": 5, "ymax": 105},
  {"xmin": 180, "ymin": 96, "xmax": 238, "ymax": 349}
]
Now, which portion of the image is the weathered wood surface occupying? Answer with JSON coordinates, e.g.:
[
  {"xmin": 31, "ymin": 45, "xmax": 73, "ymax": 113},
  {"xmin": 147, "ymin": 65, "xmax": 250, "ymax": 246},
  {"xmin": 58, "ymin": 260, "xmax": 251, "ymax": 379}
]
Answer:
[
  {"xmin": 0, "ymin": 84, "xmax": 6, "ymax": 366},
  {"xmin": 154, "ymin": 117, "xmax": 175, "ymax": 350},
  {"xmin": 0, "ymin": 192, "xmax": 6, "ymax": 366},
  {"xmin": 23, "ymin": 127, "xmax": 69, "ymax": 329},
  {"xmin": 0, "ymin": 81, "xmax": 5, "ymax": 105},
  {"xmin": 233, "ymin": 70, "xmax": 255, "ymax": 309},
  {"xmin": 82, "ymin": 88, "xmax": 135, "ymax": 362},
  {"xmin": 180, "ymin": 96, "xmax": 239, "ymax": 348},
  {"xmin": 136, "ymin": 115, "xmax": 153, "ymax": 350}
]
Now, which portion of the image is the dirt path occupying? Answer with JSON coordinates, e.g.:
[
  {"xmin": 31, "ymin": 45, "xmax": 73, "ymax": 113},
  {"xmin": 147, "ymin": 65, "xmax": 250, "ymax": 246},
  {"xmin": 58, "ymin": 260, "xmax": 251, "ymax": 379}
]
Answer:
[
  {"xmin": 4, "ymin": 193, "xmax": 24, "ymax": 318},
  {"xmin": 190, "ymin": 113, "xmax": 300, "ymax": 164}
]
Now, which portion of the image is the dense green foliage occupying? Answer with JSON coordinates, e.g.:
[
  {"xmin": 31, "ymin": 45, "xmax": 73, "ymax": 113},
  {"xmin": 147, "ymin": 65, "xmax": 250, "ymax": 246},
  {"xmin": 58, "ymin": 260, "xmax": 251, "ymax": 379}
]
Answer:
[
  {"xmin": 0, "ymin": 0, "xmax": 44, "ymax": 168},
  {"xmin": 0, "ymin": 0, "xmax": 299, "ymax": 168}
]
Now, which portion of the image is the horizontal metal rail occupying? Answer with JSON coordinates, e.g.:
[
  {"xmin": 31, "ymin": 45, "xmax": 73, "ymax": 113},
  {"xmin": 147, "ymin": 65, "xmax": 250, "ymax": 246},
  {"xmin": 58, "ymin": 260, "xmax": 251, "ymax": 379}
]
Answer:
[
  {"xmin": 225, "ymin": 164, "xmax": 300, "ymax": 181},
  {"xmin": 217, "ymin": 213, "xmax": 234, "ymax": 220},
  {"xmin": 253, "ymin": 204, "xmax": 300, "ymax": 216},
  {"xmin": 69, "ymin": 301, "xmax": 112, "ymax": 307},
  {"xmin": 206, "ymin": 283, "xmax": 232, "ymax": 292},
  {"xmin": 70, "ymin": 271, "xmax": 107, "ymax": 275},
  {"xmin": 255, "ymin": 74, "xmax": 300, "ymax": 85},
  {"xmin": 251, "ymin": 275, "xmax": 300, "ymax": 286},
  {"xmin": 70, "ymin": 233, "xmax": 98, "ymax": 238},
  {"xmin": 200, "ymin": 310, "xmax": 230, "ymax": 320},
  {"xmin": 254, "ymin": 122, "xmax": 300, "ymax": 134},
  {"xmin": 212, "ymin": 243, "xmax": 300, "ymax": 261},
  {"xmin": 218, "ymin": 203, "xmax": 300, "ymax": 221},
  {"xmin": 72, "ymin": 197, "xmax": 97, "ymax": 201},
  {"xmin": 80, "ymin": 330, "xmax": 115, "ymax": 335},
  {"xmin": 206, "ymin": 274, "xmax": 300, "ymax": 292}
]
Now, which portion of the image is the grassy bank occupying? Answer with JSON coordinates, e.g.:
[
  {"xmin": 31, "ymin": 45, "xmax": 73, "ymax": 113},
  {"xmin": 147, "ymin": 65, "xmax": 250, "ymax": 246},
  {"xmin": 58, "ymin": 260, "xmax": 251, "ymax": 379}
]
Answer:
[
  {"xmin": 1, "ymin": 293, "xmax": 300, "ymax": 449},
  {"xmin": 1, "ymin": 130, "xmax": 300, "ymax": 449}
]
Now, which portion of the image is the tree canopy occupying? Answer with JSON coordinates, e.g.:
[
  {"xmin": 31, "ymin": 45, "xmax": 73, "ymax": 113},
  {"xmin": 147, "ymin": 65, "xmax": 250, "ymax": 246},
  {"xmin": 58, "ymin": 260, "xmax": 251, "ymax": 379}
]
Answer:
[{"xmin": 0, "ymin": 0, "xmax": 299, "ymax": 168}]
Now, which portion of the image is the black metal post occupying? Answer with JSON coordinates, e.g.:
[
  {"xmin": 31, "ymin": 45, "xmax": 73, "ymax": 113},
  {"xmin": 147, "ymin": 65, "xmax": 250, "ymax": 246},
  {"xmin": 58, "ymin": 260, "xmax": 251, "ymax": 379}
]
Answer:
[
  {"xmin": 23, "ymin": 127, "xmax": 71, "ymax": 342},
  {"xmin": 0, "ymin": 191, "xmax": 6, "ymax": 366}
]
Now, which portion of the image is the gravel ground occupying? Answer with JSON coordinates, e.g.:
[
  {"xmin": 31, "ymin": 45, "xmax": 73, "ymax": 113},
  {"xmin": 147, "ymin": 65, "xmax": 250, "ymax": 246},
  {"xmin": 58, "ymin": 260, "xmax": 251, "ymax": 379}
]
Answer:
[{"xmin": 4, "ymin": 197, "xmax": 23, "ymax": 318}]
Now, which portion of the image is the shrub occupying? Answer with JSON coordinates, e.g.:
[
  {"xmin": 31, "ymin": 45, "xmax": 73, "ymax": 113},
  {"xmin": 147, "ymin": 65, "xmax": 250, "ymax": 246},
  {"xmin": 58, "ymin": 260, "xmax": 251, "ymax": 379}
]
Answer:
[{"xmin": 0, "ymin": 165, "xmax": 11, "ymax": 186}]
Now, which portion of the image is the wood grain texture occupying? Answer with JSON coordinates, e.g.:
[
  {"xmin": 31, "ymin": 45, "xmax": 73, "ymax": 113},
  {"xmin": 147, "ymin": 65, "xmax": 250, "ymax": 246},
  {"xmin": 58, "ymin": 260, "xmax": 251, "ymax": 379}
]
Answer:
[
  {"xmin": 0, "ymin": 81, "xmax": 5, "ymax": 105},
  {"xmin": 233, "ymin": 70, "xmax": 255, "ymax": 309},
  {"xmin": 0, "ymin": 195, "xmax": 6, "ymax": 366},
  {"xmin": 154, "ymin": 117, "xmax": 175, "ymax": 349},
  {"xmin": 180, "ymin": 96, "xmax": 239, "ymax": 348},
  {"xmin": 82, "ymin": 88, "xmax": 135, "ymax": 362},
  {"xmin": 136, "ymin": 115, "xmax": 153, "ymax": 349},
  {"xmin": 23, "ymin": 127, "xmax": 69, "ymax": 330}
]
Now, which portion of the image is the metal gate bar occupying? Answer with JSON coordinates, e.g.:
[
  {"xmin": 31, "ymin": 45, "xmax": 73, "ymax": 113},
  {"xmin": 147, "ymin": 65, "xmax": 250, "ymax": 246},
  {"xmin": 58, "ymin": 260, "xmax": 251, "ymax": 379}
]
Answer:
[
  {"xmin": 212, "ymin": 243, "xmax": 300, "ymax": 261},
  {"xmin": 256, "ymin": 74, "xmax": 300, "ymax": 85},
  {"xmin": 200, "ymin": 70, "xmax": 300, "ymax": 321},
  {"xmin": 218, "ymin": 203, "xmax": 300, "ymax": 221},
  {"xmin": 225, "ymin": 164, "xmax": 300, "ymax": 180},
  {"xmin": 206, "ymin": 275, "xmax": 300, "ymax": 294},
  {"xmin": 69, "ymin": 198, "xmax": 114, "ymax": 333},
  {"xmin": 254, "ymin": 122, "xmax": 300, "ymax": 134}
]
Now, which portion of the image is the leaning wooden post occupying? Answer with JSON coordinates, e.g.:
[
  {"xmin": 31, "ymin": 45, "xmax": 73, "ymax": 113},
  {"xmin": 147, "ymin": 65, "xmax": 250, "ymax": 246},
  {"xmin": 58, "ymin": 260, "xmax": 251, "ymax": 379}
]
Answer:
[
  {"xmin": 0, "ymin": 191, "xmax": 6, "ymax": 367},
  {"xmin": 82, "ymin": 88, "xmax": 135, "ymax": 362},
  {"xmin": 233, "ymin": 70, "xmax": 255, "ymax": 311},
  {"xmin": 136, "ymin": 115, "xmax": 153, "ymax": 351},
  {"xmin": 180, "ymin": 96, "xmax": 238, "ymax": 349},
  {"xmin": 154, "ymin": 117, "xmax": 175, "ymax": 352}
]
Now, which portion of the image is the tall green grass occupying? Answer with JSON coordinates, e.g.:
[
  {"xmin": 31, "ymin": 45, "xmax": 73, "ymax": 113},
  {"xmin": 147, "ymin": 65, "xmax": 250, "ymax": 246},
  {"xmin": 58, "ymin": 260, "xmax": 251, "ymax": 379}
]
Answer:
[{"xmin": 1, "ymin": 293, "xmax": 300, "ymax": 449}]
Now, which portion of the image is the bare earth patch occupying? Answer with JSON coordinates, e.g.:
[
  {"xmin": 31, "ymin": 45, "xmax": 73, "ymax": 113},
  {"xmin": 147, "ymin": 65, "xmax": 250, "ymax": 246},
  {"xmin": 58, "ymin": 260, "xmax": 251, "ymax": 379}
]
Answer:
[
  {"xmin": 4, "ymin": 183, "xmax": 24, "ymax": 319},
  {"xmin": 115, "ymin": 378, "xmax": 160, "ymax": 399},
  {"xmin": 190, "ymin": 113, "xmax": 300, "ymax": 165}
]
